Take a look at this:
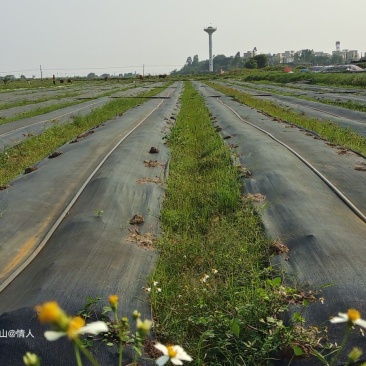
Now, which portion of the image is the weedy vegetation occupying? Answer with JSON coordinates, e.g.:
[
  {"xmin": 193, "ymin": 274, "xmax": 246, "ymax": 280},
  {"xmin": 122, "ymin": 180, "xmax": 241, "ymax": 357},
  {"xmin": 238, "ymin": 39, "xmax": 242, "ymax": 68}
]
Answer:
[
  {"xmin": 0, "ymin": 84, "xmax": 171, "ymax": 185},
  {"xmin": 149, "ymin": 82, "xmax": 325, "ymax": 365},
  {"xmin": 0, "ymin": 86, "xmax": 133, "ymax": 125},
  {"xmin": 226, "ymin": 80, "xmax": 366, "ymax": 114},
  {"xmin": 229, "ymin": 70, "xmax": 366, "ymax": 88},
  {"xmin": 206, "ymin": 82, "xmax": 366, "ymax": 157},
  {"xmin": 0, "ymin": 90, "xmax": 82, "ymax": 111}
]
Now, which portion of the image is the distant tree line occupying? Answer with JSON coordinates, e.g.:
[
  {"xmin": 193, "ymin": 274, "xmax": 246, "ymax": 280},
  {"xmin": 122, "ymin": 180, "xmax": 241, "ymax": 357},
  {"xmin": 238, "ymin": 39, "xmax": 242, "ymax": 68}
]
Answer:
[
  {"xmin": 171, "ymin": 49, "xmax": 347, "ymax": 75},
  {"xmin": 171, "ymin": 53, "xmax": 276, "ymax": 75},
  {"xmin": 293, "ymin": 49, "xmax": 344, "ymax": 65}
]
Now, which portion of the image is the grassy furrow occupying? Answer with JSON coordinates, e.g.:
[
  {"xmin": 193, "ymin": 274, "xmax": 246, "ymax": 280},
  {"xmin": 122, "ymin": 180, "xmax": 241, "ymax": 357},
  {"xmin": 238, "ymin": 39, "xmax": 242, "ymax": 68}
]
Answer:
[
  {"xmin": 232, "ymin": 70, "xmax": 366, "ymax": 87},
  {"xmin": 228, "ymin": 80, "xmax": 366, "ymax": 114},
  {"xmin": 207, "ymin": 82, "xmax": 366, "ymax": 156},
  {"xmin": 0, "ymin": 91, "xmax": 81, "ymax": 111},
  {"xmin": 150, "ymin": 82, "xmax": 309, "ymax": 365},
  {"xmin": 0, "ymin": 85, "xmax": 169, "ymax": 185},
  {"xmin": 0, "ymin": 86, "xmax": 129, "ymax": 125}
]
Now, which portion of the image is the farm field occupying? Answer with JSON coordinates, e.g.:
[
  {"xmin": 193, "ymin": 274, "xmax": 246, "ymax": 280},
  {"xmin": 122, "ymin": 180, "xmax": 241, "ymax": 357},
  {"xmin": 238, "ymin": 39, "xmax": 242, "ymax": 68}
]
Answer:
[{"xmin": 0, "ymin": 76, "xmax": 366, "ymax": 365}]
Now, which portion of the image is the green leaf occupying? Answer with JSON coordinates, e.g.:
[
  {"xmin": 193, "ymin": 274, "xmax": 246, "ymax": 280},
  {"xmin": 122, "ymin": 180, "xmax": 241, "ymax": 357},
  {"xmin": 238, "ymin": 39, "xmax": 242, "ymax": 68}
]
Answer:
[
  {"xmin": 133, "ymin": 345, "xmax": 143, "ymax": 356},
  {"xmin": 106, "ymin": 342, "xmax": 114, "ymax": 347},
  {"xmin": 102, "ymin": 306, "xmax": 113, "ymax": 314},
  {"xmin": 292, "ymin": 345, "xmax": 304, "ymax": 356},
  {"xmin": 271, "ymin": 277, "xmax": 282, "ymax": 287},
  {"xmin": 231, "ymin": 319, "xmax": 240, "ymax": 337},
  {"xmin": 310, "ymin": 349, "xmax": 329, "ymax": 365}
]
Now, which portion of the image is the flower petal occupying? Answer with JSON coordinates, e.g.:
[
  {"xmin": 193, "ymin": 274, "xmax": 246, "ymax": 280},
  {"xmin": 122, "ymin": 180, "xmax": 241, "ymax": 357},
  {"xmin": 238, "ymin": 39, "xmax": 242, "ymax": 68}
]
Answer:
[
  {"xmin": 178, "ymin": 352, "xmax": 193, "ymax": 361},
  {"xmin": 175, "ymin": 350, "xmax": 193, "ymax": 361},
  {"xmin": 44, "ymin": 330, "xmax": 66, "ymax": 341},
  {"xmin": 156, "ymin": 355, "xmax": 170, "ymax": 366},
  {"xmin": 354, "ymin": 319, "xmax": 366, "ymax": 328},
  {"xmin": 330, "ymin": 316, "xmax": 347, "ymax": 324},
  {"xmin": 171, "ymin": 358, "xmax": 183, "ymax": 365},
  {"xmin": 78, "ymin": 321, "xmax": 108, "ymax": 335},
  {"xmin": 154, "ymin": 343, "xmax": 168, "ymax": 355}
]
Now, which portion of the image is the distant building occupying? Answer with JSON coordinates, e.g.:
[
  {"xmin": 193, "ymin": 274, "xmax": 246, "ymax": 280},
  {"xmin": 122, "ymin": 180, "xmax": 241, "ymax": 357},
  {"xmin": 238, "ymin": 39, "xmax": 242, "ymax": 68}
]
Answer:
[
  {"xmin": 284, "ymin": 50, "xmax": 295, "ymax": 63},
  {"xmin": 345, "ymin": 50, "xmax": 359, "ymax": 63},
  {"xmin": 243, "ymin": 48, "xmax": 258, "ymax": 59},
  {"xmin": 266, "ymin": 51, "xmax": 294, "ymax": 64},
  {"xmin": 271, "ymin": 53, "xmax": 284, "ymax": 64},
  {"xmin": 243, "ymin": 51, "xmax": 254, "ymax": 59},
  {"xmin": 332, "ymin": 49, "xmax": 359, "ymax": 63},
  {"xmin": 241, "ymin": 42, "xmax": 361, "ymax": 66}
]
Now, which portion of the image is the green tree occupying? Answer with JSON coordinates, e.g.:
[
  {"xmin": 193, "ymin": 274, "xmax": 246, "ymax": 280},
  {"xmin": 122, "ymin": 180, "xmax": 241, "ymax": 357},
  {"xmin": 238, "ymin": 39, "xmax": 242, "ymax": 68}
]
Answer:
[
  {"xmin": 1, "ymin": 75, "xmax": 15, "ymax": 84},
  {"xmin": 230, "ymin": 51, "xmax": 242, "ymax": 69},
  {"xmin": 213, "ymin": 54, "xmax": 232, "ymax": 72},
  {"xmin": 253, "ymin": 54, "xmax": 269, "ymax": 68},
  {"xmin": 313, "ymin": 54, "xmax": 332, "ymax": 66},
  {"xmin": 294, "ymin": 51, "xmax": 302, "ymax": 64},
  {"xmin": 87, "ymin": 73, "xmax": 97, "ymax": 79},
  {"xmin": 296, "ymin": 49, "xmax": 315, "ymax": 64},
  {"xmin": 244, "ymin": 58, "xmax": 258, "ymax": 69},
  {"xmin": 331, "ymin": 53, "xmax": 344, "ymax": 65},
  {"xmin": 192, "ymin": 55, "xmax": 199, "ymax": 66}
]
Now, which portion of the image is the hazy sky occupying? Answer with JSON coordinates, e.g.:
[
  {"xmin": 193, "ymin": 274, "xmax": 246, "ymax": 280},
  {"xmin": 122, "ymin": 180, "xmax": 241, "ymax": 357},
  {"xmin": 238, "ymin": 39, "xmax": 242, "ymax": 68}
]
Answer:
[{"xmin": 1, "ymin": 0, "xmax": 365, "ymax": 77}]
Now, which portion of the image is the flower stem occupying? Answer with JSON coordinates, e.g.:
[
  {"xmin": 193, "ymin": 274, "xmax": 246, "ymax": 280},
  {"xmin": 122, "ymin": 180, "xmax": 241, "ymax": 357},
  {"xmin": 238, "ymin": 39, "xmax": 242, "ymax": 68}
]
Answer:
[
  {"xmin": 73, "ymin": 338, "xmax": 100, "ymax": 366},
  {"xmin": 74, "ymin": 342, "xmax": 83, "ymax": 366},
  {"xmin": 329, "ymin": 325, "xmax": 351, "ymax": 366},
  {"xmin": 114, "ymin": 309, "xmax": 123, "ymax": 366}
]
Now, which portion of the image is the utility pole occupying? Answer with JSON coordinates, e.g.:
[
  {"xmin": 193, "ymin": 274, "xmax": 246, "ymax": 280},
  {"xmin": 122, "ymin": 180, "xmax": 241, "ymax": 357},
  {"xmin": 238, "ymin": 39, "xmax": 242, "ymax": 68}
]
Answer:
[
  {"xmin": 143, "ymin": 64, "xmax": 145, "ymax": 77},
  {"xmin": 40, "ymin": 65, "xmax": 43, "ymax": 81}
]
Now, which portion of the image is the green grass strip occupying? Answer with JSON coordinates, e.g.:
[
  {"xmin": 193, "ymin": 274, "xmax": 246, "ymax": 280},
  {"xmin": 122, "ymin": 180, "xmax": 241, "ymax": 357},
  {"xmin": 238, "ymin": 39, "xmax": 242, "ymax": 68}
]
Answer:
[
  {"xmin": 0, "ymin": 91, "xmax": 82, "ymax": 111},
  {"xmin": 150, "ymin": 81, "xmax": 297, "ymax": 365},
  {"xmin": 228, "ymin": 80, "xmax": 366, "ymax": 114},
  {"xmin": 0, "ymin": 87, "xmax": 128, "ymax": 125},
  {"xmin": 207, "ymin": 82, "xmax": 366, "ymax": 156},
  {"xmin": 0, "ymin": 84, "xmax": 169, "ymax": 185},
  {"xmin": 232, "ymin": 70, "xmax": 366, "ymax": 88}
]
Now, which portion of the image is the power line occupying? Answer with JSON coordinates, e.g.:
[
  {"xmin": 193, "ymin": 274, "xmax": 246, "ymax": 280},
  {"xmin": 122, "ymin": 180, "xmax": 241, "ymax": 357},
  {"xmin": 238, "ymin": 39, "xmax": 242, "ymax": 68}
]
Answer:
[{"xmin": 0, "ymin": 64, "xmax": 183, "ymax": 74}]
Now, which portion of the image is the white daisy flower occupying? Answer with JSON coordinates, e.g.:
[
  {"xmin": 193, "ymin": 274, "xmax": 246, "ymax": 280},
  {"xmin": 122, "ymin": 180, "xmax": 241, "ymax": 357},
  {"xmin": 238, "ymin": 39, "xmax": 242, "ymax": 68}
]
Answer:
[
  {"xmin": 45, "ymin": 319, "xmax": 108, "ymax": 341},
  {"xmin": 154, "ymin": 343, "xmax": 192, "ymax": 365},
  {"xmin": 330, "ymin": 309, "xmax": 366, "ymax": 328}
]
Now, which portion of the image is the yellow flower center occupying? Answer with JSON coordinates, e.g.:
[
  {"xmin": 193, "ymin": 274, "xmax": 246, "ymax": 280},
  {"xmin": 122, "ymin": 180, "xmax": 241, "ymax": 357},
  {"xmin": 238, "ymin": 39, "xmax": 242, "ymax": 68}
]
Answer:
[
  {"xmin": 167, "ymin": 345, "xmax": 177, "ymax": 358},
  {"xmin": 109, "ymin": 294, "xmax": 119, "ymax": 308},
  {"xmin": 67, "ymin": 316, "xmax": 85, "ymax": 338},
  {"xmin": 35, "ymin": 301, "xmax": 64, "ymax": 324},
  {"xmin": 348, "ymin": 309, "xmax": 361, "ymax": 322}
]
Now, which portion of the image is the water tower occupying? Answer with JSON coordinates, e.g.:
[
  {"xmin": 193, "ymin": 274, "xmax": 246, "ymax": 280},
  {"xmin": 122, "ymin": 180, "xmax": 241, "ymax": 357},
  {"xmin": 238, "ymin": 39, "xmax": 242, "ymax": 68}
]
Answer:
[{"xmin": 204, "ymin": 26, "xmax": 217, "ymax": 72}]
